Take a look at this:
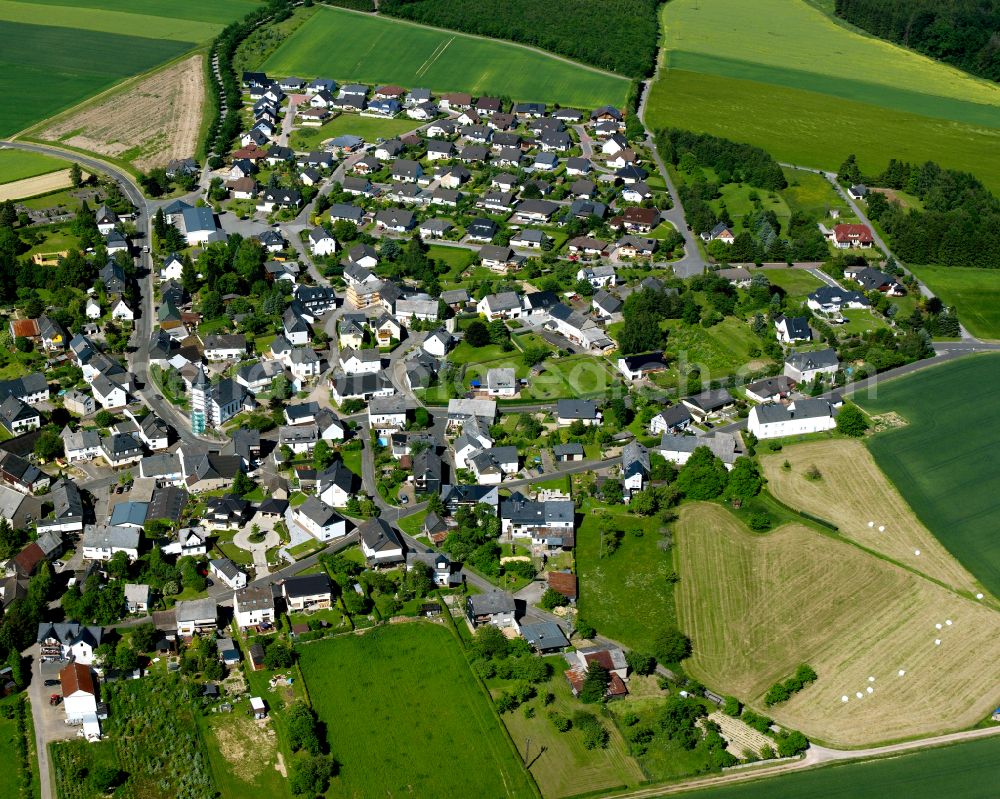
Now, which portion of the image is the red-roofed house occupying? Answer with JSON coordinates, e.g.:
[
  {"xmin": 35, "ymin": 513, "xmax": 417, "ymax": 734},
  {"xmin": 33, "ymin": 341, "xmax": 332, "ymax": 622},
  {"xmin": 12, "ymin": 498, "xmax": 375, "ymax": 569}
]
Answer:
[
  {"xmin": 547, "ymin": 571, "xmax": 578, "ymax": 601},
  {"xmin": 10, "ymin": 319, "xmax": 39, "ymax": 340},
  {"xmin": 565, "ymin": 666, "xmax": 629, "ymax": 700},
  {"xmin": 833, "ymin": 224, "xmax": 874, "ymax": 249},
  {"xmin": 60, "ymin": 662, "xmax": 97, "ymax": 722}
]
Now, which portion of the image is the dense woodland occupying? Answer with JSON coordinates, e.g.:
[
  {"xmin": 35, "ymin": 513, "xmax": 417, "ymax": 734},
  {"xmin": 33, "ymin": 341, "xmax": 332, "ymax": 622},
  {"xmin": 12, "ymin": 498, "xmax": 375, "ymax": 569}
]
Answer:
[
  {"xmin": 834, "ymin": 0, "xmax": 1000, "ymax": 82},
  {"xmin": 380, "ymin": 0, "xmax": 661, "ymax": 78},
  {"xmin": 839, "ymin": 154, "xmax": 1000, "ymax": 268}
]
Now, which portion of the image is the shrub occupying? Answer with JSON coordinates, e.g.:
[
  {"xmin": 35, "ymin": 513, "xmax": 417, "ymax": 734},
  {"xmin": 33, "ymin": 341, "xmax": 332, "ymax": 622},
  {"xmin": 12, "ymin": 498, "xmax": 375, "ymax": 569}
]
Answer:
[
  {"xmin": 653, "ymin": 627, "xmax": 692, "ymax": 663},
  {"xmin": 548, "ymin": 711, "xmax": 572, "ymax": 732}
]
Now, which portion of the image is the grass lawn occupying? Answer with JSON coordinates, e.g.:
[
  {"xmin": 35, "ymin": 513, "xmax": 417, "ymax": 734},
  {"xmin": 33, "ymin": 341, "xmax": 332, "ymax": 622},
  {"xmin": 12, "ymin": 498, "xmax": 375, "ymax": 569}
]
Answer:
[
  {"xmin": 397, "ymin": 508, "xmax": 428, "ymax": 537},
  {"xmin": 855, "ymin": 353, "xmax": 1000, "ymax": 597},
  {"xmin": 527, "ymin": 355, "xmax": 623, "ymax": 401},
  {"xmin": 339, "ymin": 448, "xmax": 362, "ymax": 478},
  {"xmin": 662, "ymin": 316, "xmax": 771, "ymax": 379},
  {"xmin": 909, "ymin": 265, "xmax": 1000, "ymax": 339},
  {"xmin": 490, "ymin": 657, "xmax": 645, "ymax": 797},
  {"xmin": 780, "ymin": 168, "xmax": 851, "ymax": 219},
  {"xmin": 836, "ymin": 307, "xmax": 890, "ymax": 334},
  {"xmin": 0, "ymin": 148, "xmax": 68, "ymax": 183},
  {"xmin": 678, "ymin": 735, "xmax": 1000, "ymax": 799},
  {"xmin": 711, "ymin": 183, "xmax": 790, "ymax": 231},
  {"xmin": 675, "ymin": 503, "xmax": 1000, "ymax": 747},
  {"xmin": 760, "ymin": 267, "xmax": 825, "ymax": 302},
  {"xmin": 576, "ymin": 502, "xmax": 676, "ymax": 653},
  {"xmin": 297, "ymin": 624, "xmax": 537, "ymax": 798},
  {"xmin": 0, "ymin": 696, "xmax": 36, "ymax": 799},
  {"xmin": 24, "ymin": 224, "xmax": 79, "ymax": 257},
  {"xmin": 17, "ymin": 187, "xmax": 85, "ymax": 211},
  {"xmin": 261, "ymin": 6, "xmax": 627, "ymax": 109},
  {"xmin": 428, "ymin": 242, "xmax": 476, "ymax": 275},
  {"xmin": 289, "ymin": 113, "xmax": 419, "ymax": 150}
]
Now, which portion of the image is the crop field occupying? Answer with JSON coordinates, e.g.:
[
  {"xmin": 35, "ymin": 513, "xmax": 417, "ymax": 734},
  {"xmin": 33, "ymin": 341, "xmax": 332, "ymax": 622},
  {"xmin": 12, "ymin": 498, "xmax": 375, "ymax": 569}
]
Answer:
[
  {"xmin": 39, "ymin": 54, "xmax": 205, "ymax": 170},
  {"xmin": 759, "ymin": 268, "xmax": 825, "ymax": 303},
  {"xmin": 0, "ymin": 148, "xmax": 67, "ymax": 183},
  {"xmin": 261, "ymin": 6, "xmax": 628, "ymax": 109},
  {"xmin": 677, "ymin": 735, "xmax": 1000, "ymax": 799},
  {"xmin": 909, "ymin": 266, "xmax": 1000, "ymax": 340},
  {"xmin": 854, "ymin": 354, "xmax": 1000, "ymax": 597},
  {"xmin": 647, "ymin": 0, "xmax": 1000, "ymax": 192},
  {"xmin": 297, "ymin": 624, "xmax": 536, "ymax": 799},
  {"xmin": 760, "ymin": 439, "xmax": 979, "ymax": 593},
  {"xmin": 576, "ymin": 504, "xmax": 676, "ymax": 653},
  {"xmin": 675, "ymin": 503, "xmax": 1000, "ymax": 746},
  {"xmin": 0, "ymin": 0, "xmax": 257, "ymax": 137}
]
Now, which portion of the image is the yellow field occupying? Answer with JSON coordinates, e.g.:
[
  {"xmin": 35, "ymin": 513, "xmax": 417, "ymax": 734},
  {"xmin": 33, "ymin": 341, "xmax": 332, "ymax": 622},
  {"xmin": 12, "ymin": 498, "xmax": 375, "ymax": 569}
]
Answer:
[
  {"xmin": 675, "ymin": 504, "xmax": 1000, "ymax": 747},
  {"xmin": 760, "ymin": 440, "xmax": 981, "ymax": 596}
]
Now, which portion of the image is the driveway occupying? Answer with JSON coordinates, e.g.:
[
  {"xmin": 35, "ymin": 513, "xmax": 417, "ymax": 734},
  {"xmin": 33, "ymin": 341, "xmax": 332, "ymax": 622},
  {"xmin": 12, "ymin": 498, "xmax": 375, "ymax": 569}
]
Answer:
[
  {"xmin": 233, "ymin": 523, "xmax": 280, "ymax": 574},
  {"xmin": 27, "ymin": 651, "xmax": 80, "ymax": 799}
]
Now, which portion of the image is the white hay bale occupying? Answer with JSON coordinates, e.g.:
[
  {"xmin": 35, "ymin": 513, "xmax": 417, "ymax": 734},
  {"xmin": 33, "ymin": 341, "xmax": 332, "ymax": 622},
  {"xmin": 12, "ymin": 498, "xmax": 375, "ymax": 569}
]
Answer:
[
  {"xmin": 866, "ymin": 686, "xmax": 874, "ymax": 694},
  {"xmin": 878, "ymin": 525, "xmax": 885, "ymax": 532},
  {"xmin": 841, "ymin": 695, "xmax": 849, "ymax": 702},
  {"xmin": 914, "ymin": 549, "xmax": 921, "ymax": 556},
  {"xmin": 855, "ymin": 692, "xmax": 863, "ymax": 699},
  {"xmin": 868, "ymin": 521, "xmax": 875, "ymax": 528},
  {"xmin": 898, "ymin": 669, "xmax": 906, "ymax": 677},
  {"xmin": 946, "ymin": 619, "xmax": 953, "ymax": 625},
  {"xmin": 936, "ymin": 623, "xmax": 942, "ymax": 629},
  {"xmin": 935, "ymin": 639, "xmax": 941, "ymax": 645}
]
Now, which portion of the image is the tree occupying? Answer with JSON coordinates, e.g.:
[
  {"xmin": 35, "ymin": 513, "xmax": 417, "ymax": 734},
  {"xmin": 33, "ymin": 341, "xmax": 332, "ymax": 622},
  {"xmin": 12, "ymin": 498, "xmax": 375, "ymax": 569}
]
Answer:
[
  {"xmin": 658, "ymin": 694, "xmax": 706, "ymax": 749},
  {"xmin": 88, "ymin": 764, "xmax": 121, "ymax": 793},
  {"xmin": 113, "ymin": 641, "xmax": 138, "ymax": 673},
  {"xmin": 289, "ymin": 753, "xmax": 336, "ymax": 796},
  {"xmin": 106, "ymin": 550, "xmax": 130, "ymax": 580},
  {"xmin": 131, "ymin": 623, "xmax": 158, "ymax": 653},
  {"xmin": 33, "ymin": 429, "xmax": 63, "ymax": 462},
  {"xmin": 578, "ymin": 662, "xmax": 610, "ymax": 703},
  {"xmin": 675, "ymin": 446, "xmax": 729, "ymax": 500},
  {"xmin": 312, "ymin": 439, "xmax": 334, "ymax": 470},
  {"xmin": 472, "ymin": 624, "xmax": 510, "ymax": 660},
  {"xmin": 69, "ymin": 163, "xmax": 83, "ymax": 188},
  {"xmin": 724, "ymin": 457, "xmax": 762, "ymax": 502},
  {"xmin": 654, "ymin": 627, "xmax": 692, "ymax": 664},
  {"xmin": 836, "ymin": 403, "xmax": 869, "ymax": 437},
  {"xmin": 231, "ymin": 470, "xmax": 254, "ymax": 497},
  {"xmin": 539, "ymin": 588, "xmax": 569, "ymax": 611},
  {"xmin": 286, "ymin": 702, "xmax": 322, "ymax": 755},
  {"xmin": 625, "ymin": 650, "xmax": 656, "ymax": 675},
  {"xmin": 465, "ymin": 320, "xmax": 490, "ymax": 347},
  {"xmin": 575, "ymin": 618, "xmax": 596, "ymax": 639},
  {"xmin": 263, "ymin": 641, "xmax": 295, "ymax": 669}
]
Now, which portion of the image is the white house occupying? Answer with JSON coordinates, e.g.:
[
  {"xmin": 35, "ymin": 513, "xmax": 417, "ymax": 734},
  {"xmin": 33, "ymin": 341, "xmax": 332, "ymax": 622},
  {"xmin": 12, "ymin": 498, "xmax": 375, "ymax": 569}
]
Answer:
[
  {"xmin": 422, "ymin": 328, "xmax": 454, "ymax": 357},
  {"xmin": 621, "ymin": 442, "xmax": 649, "ymax": 495},
  {"xmin": 90, "ymin": 374, "xmax": 127, "ymax": 410},
  {"xmin": 775, "ymin": 315, "xmax": 811, "ymax": 344},
  {"xmin": 81, "ymin": 525, "xmax": 139, "ymax": 561},
  {"xmin": 747, "ymin": 399, "xmax": 837, "ymax": 439},
  {"xmin": 556, "ymin": 399, "xmax": 601, "ymax": 427},
  {"xmin": 309, "ymin": 227, "xmax": 337, "ymax": 257},
  {"xmin": 485, "ymin": 367, "xmax": 516, "ymax": 398},
  {"xmin": 466, "ymin": 590, "xmax": 516, "ymax": 628},
  {"xmin": 358, "ymin": 518, "xmax": 404, "ymax": 566},
  {"xmin": 110, "ymin": 299, "xmax": 134, "ymax": 322},
  {"xmin": 174, "ymin": 598, "xmax": 218, "ymax": 636},
  {"xmin": 60, "ymin": 663, "xmax": 98, "ymax": 723},
  {"xmin": 233, "ymin": 586, "xmax": 275, "ymax": 629},
  {"xmin": 784, "ymin": 348, "xmax": 839, "ymax": 384},
  {"xmin": 293, "ymin": 496, "xmax": 347, "ymax": 541},
  {"xmin": 368, "ymin": 395, "xmax": 408, "ymax": 432}
]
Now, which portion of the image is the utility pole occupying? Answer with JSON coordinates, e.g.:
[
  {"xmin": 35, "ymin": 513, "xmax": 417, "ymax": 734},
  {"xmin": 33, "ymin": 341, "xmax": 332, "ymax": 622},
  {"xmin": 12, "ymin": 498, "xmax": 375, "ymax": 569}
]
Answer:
[{"xmin": 523, "ymin": 736, "xmax": 531, "ymax": 765}]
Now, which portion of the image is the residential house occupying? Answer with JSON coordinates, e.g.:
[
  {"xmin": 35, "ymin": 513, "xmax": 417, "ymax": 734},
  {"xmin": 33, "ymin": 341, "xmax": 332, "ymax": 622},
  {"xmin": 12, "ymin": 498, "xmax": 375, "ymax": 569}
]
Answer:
[
  {"xmin": 807, "ymin": 286, "xmax": 870, "ymax": 314},
  {"xmin": 476, "ymin": 291, "xmax": 522, "ymax": 320},
  {"xmin": 617, "ymin": 351, "xmax": 667, "ymax": 381},
  {"xmin": 466, "ymin": 590, "xmax": 516, "ymax": 628},
  {"xmin": 500, "ymin": 492, "xmax": 574, "ymax": 549},
  {"xmin": 744, "ymin": 375, "xmax": 795, "ymax": 404},
  {"xmin": 649, "ymin": 404, "xmax": 693, "ymax": 435},
  {"xmin": 556, "ymin": 399, "xmax": 601, "ymax": 427},
  {"xmin": 124, "ymin": 584, "xmax": 151, "ymax": 614},
  {"xmin": 784, "ymin": 348, "xmax": 839, "ymax": 384},
  {"xmin": 833, "ymin": 223, "xmax": 874, "ymax": 249},
  {"xmin": 282, "ymin": 574, "xmax": 333, "ymax": 613},
  {"xmin": 521, "ymin": 622, "xmax": 569, "ymax": 653},
  {"xmin": 60, "ymin": 663, "xmax": 98, "ymax": 723},
  {"xmin": 748, "ymin": 399, "xmax": 837, "ymax": 439},
  {"xmin": 37, "ymin": 622, "xmax": 103, "ymax": 665},
  {"xmin": 233, "ymin": 586, "xmax": 274, "ymax": 628},
  {"xmin": 658, "ymin": 432, "xmax": 739, "ymax": 470},
  {"xmin": 485, "ymin": 367, "xmax": 516, "ymax": 397},
  {"xmin": 681, "ymin": 389, "xmax": 735, "ymax": 423},
  {"xmin": 0, "ymin": 396, "xmax": 40, "ymax": 435},
  {"xmin": 622, "ymin": 442, "xmax": 649, "ymax": 496},
  {"xmin": 210, "ymin": 558, "xmax": 247, "ymax": 591},
  {"xmin": 81, "ymin": 525, "xmax": 140, "ymax": 561},
  {"xmin": 775, "ymin": 315, "xmax": 812, "ymax": 344},
  {"xmin": 174, "ymin": 598, "xmax": 218, "ymax": 636},
  {"xmin": 292, "ymin": 496, "xmax": 346, "ymax": 541},
  {"xmin": 358, "ymin": 518, "xmax": 404, "ymax": 566}
]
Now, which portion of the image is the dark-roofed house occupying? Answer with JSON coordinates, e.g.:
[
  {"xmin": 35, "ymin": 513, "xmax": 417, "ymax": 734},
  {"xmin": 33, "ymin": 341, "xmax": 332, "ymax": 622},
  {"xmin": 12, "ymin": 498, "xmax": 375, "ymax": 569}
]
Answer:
[
  {"xmin": 358, "ymin": 518, "xmax": 404, "ymax": 566},
  {"xmin": 234, "ymin": 585, "xmax": 274, "ymax": 628},
  {"xmin": 547, "ymin": 571, "xmax": 578, "ymax": 601},
  {"xmin": 617, "ymin": 351, "xmax": 667, "ymax": 381},
  {"xmin": 37, "ymin": 622, "xmax": 104, "ymax": 664},
  {"xmin": 744, "ymin": 375, "xmax": 795, "ymax": 404},
  {"xmin": 466, "ymin": 590, "xmax": 516, "ymax": 628},
  {"xmin": 556, "ymin": 399, "xmax": 601, "ymax": 427},
  {"xmin": 282, "ymin": 573, "xmax": 333, "ymax": 612},
  {"xmin": 681, "ymin": 388, "xmax": 735, "ymax": 422},
  {"xmin": 784, "ymin": 348, "xmax": 839, "ymax": 384},
  {"xmin": 649, "ymin": 404, "xmax": 693, "ymax": 435},
  {"xmin": 748, "ymin": 399, "xmax": 836, "ymax": 440},
  {"xmin": 521, "ymin": 621, "xmax": 569, "ymax": 653},
  {"xmin": 500, "ymin": 492, "xmax": 575, "ymax": 550},
  {"xmin": 775, "ymin": 315, "xmax": 812, "ymax": 344},
  {"xmin": 622, "ymin": 442, "xmax": 649, "ymax": 495},
  {"xmin": 553, "ymin": 442, "xmax": 584, "ymax": 462}
]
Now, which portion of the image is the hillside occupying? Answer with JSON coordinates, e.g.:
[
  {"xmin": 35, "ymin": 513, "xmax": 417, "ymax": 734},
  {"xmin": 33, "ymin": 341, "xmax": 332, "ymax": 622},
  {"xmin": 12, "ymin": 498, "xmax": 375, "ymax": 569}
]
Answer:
[
  {"xmin": 379, "ymin": 0, "xmax": 660, "ymax": 78},
  {"xmin": 835, "ymin": 0, "xmax": 1000, "ymax": 83}
]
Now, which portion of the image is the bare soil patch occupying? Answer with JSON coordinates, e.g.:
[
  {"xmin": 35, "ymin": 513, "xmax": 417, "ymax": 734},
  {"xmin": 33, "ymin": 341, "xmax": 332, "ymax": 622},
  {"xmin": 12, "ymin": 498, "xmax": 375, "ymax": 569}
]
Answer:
[
  {"xmin": 212, "ymin": 712, "xmax": 279, "ymax": 784},
  {"xmin": 40, "ymin": 55, "xmax": 204, "ymax": 170}
]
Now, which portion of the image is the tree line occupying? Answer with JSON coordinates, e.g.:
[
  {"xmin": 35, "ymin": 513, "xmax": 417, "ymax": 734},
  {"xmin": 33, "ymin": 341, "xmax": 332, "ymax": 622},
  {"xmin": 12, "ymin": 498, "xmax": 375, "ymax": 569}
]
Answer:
[
  {"xmin": 380, "ymin": 0, "xmax": 662, "ymax": 79},
  {"xmin": 834, "ymin": 0, "xmax": 1000, "ymax": 82},
  {"xmin": 839, "ymin": 154, "xmax": 1000, "ymax": 268},
  {"xmin": 657, "ymin": 129, "xmax": 788, "ymax": 191}
]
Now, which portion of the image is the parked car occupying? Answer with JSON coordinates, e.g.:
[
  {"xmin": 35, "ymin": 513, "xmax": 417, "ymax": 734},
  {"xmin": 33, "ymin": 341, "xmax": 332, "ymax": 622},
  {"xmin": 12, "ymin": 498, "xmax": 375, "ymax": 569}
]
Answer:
[{"xmin": 44, "ymin": 679, "xmax": 60, "ymax": 687}]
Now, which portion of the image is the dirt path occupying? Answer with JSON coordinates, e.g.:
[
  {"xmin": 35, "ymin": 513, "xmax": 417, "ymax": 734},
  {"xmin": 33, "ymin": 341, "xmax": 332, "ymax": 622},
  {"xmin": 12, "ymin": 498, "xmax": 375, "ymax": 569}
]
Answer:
[
  {"xmin": 40, "ymin": 55, "xmax": 204, "ymax": 170},
  {"xmin": 0, "ymin": 169, "xmax": 77, "ymax": 201}
]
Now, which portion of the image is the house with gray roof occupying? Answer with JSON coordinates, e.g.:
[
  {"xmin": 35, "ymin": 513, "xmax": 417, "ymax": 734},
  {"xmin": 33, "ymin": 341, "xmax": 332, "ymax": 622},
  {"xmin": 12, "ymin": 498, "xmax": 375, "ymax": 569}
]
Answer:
[
  {"xmin": 748, "ymin": 399, "xmax": 836, "ymax": 440},
  {"xmin": 784, "ymin": 348, "xmax": 839, "ymax": 383},
  {"xmin": 466, "ymin": 590, "xmax": 516, "ymax": 628},
  {"xmin": 82, "ymin": 525, "xmax": 140, "ymax": 561}
]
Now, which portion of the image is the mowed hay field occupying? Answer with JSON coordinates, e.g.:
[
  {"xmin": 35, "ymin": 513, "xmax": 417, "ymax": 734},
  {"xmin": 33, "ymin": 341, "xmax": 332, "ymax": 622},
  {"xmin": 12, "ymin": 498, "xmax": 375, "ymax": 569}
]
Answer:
[
  {"xmin": 261, "ymin": 6, "xmax": 628, "ymax": 109},
  {"xmin": 647, "ymin": 0, "xmax": 1000, "ymax": 191},
  {"xmin": 760, "ymin": 439, "xmax": 979, "ymax": 594},
  {"xmin": 910, "ymin": 266, "xmax": 1000, "ymax": 340},
  {"xmin": 855, "ymin": 354, "xmax": 1000, "ymax": 597},
  {"xmin": 297, "ymin": 623, "xmax": 537, "ymax": 799},
  {"xmin": 675, "ymin": 504, "xmax": 1000, "ymax": 746},
  {"xmin": 0, "ymin": 0, "xmax": 259, "ymax": 137},
  {"xmin": 677, "ymin": 735, "xmax": 1000, "ymax": 799}
]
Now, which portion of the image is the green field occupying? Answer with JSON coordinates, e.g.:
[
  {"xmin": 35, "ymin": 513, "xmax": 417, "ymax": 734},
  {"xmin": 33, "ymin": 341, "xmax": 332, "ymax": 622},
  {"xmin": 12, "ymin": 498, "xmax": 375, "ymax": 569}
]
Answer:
[
  {"xmin": 761, "ymin": 268, "xmax": 825, "ymax": 302},
  {"xmin": 780, "ymin": 167, "xmax": 851, "ymax": 220},
  {"xmin": 678, "ymin": 735, "xmax": 1000, "ymax": 799},
  {"xmin": 261, "ymin": 6, "xmax": 628, "ymax": 108},
  {"xmin": 910, "ymin": 265, "xmax": 1000, "ymax": 340},
  {"xmin": 647, "ymin": 0, "xmax": 1000, "ymax": 192},
  {"xmin": 290, "ymin": 113, "xmax": 419, "ymax": 150},
  {"xmin": 0, "ymin": 148, "xmax": 68, "ymax": 183},
  {"xmin": 576, "ymin": 503, "xmax": 676, "ymax": 653},
  {"xmin": 855, "ymin": 354, "xmax": 1000, "ymax": 597},
  {"xmin": 0, "ymin": 0, "xmax": 258, "ymax": 137},
  {"xmin": 0, "ymin": 696, "xmax": 36, "ymax": 799},
  {"xmin": 297, "ymin": 624, "xmax": 537, "ymax": 799}
]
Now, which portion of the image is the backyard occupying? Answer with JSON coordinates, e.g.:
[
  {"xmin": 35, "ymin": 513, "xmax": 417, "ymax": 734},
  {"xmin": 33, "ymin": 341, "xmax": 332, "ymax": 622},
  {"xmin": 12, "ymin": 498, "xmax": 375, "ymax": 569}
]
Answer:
[{"xmin": 296, "ymin": 623, "xmax": 537, "ymax": 798}]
